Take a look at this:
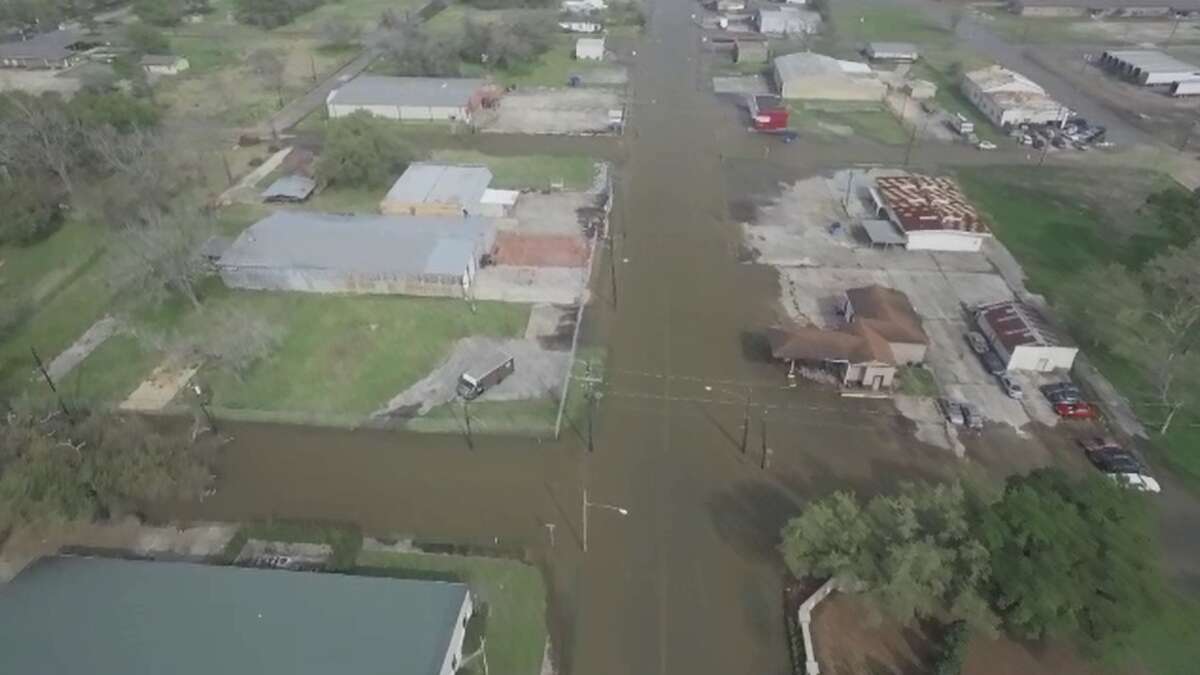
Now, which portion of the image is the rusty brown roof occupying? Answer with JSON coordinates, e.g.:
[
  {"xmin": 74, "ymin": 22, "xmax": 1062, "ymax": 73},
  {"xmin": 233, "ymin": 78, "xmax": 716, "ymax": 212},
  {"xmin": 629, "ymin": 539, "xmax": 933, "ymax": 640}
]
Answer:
[
  {"xmin": 977, "ymin": 301, "xmax": 1068, "ymax": 352},
  {"xmin": 873, "ymin": 175, "xmax": 989, "ymax": 235},
  {"xmin": 766, "ymin": 322, "xmax": 894, "ymax": 365},
  {"xmin": 845, "ymin": 285, "xmax": 927, "ymax": 345}
]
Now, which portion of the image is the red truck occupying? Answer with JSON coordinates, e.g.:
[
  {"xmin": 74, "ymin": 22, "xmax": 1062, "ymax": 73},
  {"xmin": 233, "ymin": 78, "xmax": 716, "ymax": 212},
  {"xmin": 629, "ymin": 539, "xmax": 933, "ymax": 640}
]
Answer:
[{"xmin": 748, "ymin": 95, "xmax": 789, "ymax": 132}]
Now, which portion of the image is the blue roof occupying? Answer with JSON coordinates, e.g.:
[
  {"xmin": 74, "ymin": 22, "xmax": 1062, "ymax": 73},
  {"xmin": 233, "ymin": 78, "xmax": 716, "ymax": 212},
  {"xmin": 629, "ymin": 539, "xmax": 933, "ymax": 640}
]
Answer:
[{"xmin": 0, "ymin": 556, "xmax": 469, "ymax": 675}]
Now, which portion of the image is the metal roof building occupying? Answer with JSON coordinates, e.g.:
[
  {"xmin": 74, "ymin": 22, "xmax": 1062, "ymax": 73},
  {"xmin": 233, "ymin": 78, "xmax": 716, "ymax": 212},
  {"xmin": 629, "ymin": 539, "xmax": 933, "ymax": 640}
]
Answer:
[
  {"xmin": 975, "ymin": 300, "xmax": 1078, "ymax": 372},
  {"xmin": 218, "ymin": 211, "xmax": 496, "ymax": 297},
  {"xmin": 260, "ymin": 174, "xmax": 317, "ymax": 203},
  {"xmin": 0, "ymin": 556, "xmax": 474, "ymax": 675},
  {"xmin": 1099, "ymin": 50, "xmax": 1200, "ymax": 86},
  {"xmin": 1008, "ymin": 0, "xmax": 1200, "ymax": 17},
  {"xmin": 326, "ymin": 75, "xmax": 486, "ymax": 122},
  {"xmin": 961, "ymin": 65, "xmax": 1069, "ymax": 128},
  {"xmin": 0, "ymin": 29, "xmax": 87, "ymax": 69},
  {"xmin": 381, "ymin": 163, "xmax": 495, "ymax": 216},
  {"xmin": 869, "ymin": 174, "xmax": 992, "ymax": 252},
  {"xmin": 865, "ymin": 42, "xmax": 919, "ymax": 62},
  {"xmin": 773, "ymin": 52, "xmax": 886, "ymax": 101}
]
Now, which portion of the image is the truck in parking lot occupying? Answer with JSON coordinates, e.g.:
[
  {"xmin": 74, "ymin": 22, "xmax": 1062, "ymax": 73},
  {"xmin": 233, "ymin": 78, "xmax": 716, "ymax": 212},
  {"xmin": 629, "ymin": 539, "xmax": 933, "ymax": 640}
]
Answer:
[{"xmin": 456, "ymin": 350, "xmax": 516, "ymax": 400}]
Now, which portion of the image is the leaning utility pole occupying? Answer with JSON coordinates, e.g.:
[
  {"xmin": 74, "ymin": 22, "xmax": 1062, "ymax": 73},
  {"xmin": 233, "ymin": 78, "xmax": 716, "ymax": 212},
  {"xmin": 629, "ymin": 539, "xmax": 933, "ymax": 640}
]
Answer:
[
  {"xmin": 579, "ymin": 362, "xmax": 604, "ymax": 453},
  {"xmin": 30, "ymin": 346, "xmax": 69, "ymax": 418}
]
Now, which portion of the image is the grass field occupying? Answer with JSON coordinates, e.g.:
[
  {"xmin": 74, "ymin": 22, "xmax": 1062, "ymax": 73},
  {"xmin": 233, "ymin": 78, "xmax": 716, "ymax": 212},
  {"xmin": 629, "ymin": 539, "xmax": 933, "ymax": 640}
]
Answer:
[
  {"xmin": 788, "ymin": 101, "xmax": 909, "ymax": 145},
  {"xmin": 358, "ymin": 550, "xmax": 547, "ymax": 675},
  {"xmin": 431, "ymin": 150, "xmax": 596, "ymax": 190},
  {"xmin": 827, "ymin": 0, "xmax": 955, "ymax": 47},
  {"xmin": 956, "ymin": 166, "xmax": 1200, "ymax": 485},
  {"xmin": 306, "ymin": 186, "xmax": 385, "ymax": 214}
]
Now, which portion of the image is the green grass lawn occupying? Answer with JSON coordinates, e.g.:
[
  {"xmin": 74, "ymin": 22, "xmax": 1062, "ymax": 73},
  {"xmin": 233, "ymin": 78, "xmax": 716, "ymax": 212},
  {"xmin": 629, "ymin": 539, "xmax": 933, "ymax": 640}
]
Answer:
[
  {"xmin": 358, "ymin": 550, "xmax": 547, "ymax": 675},
  {"xmin": 289, "ymin": 0, "xmax": 427, "ymax": 33},
  {"xmin": 431, "ymin": 150, "xmax": 596, "ymax": 190},
  {"xmin": 897, "ymin": 366, "xmax": 938, "ymax": 397},
  {"xmin": 306, "ymin": 186, "xmax": 386, "ymax": 214},
  {"xmin": 788, "ymin": 101, "xmax": 909, "ymax": 145},
  {"xmin": 956, "ymin": 166, "xmax": 1200, "ymax": 485},
  {"xmin": 827, "ymin": 0, "xmax": 955, "ymax": 46},
  {"xmin": 1107, "ymin": 595, "xmax": 1200, "ymax": 675}
]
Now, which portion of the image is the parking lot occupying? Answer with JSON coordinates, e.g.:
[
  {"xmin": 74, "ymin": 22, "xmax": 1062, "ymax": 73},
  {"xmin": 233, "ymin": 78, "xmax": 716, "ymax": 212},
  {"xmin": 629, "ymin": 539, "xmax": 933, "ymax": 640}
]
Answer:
[{"xmin": 478, "ymin": 88, "xmax": 623, "ymax": 135}]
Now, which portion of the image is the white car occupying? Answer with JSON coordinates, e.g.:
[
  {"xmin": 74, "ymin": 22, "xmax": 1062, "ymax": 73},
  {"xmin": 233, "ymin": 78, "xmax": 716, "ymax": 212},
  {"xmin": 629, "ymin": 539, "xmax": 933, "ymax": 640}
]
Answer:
[
  {"xmin": 1112, "ymin": 472, "xmax": 1162, "ymax": 494},
  {"xmin": 977, "ymin": 140, "xmax": 997, "ymax": 150},
  {"xmin": 998, "ymin": 374, "xmax": 1024, "ymax": 399}
]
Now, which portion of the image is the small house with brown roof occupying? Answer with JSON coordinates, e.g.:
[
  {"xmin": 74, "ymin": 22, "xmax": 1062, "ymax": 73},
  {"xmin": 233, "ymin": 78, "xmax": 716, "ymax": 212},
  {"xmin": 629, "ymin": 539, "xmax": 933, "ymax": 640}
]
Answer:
[
  {"xmin": 868, "ymin": 174, "xmax": 992, "ymax": 252},
  {"xmin": 766, "ymin": 321, "xmax": 898, "ymax": 390},
  {"xmin": 842, "ymin": 285, "xmax": 928, "ymax": 364}
]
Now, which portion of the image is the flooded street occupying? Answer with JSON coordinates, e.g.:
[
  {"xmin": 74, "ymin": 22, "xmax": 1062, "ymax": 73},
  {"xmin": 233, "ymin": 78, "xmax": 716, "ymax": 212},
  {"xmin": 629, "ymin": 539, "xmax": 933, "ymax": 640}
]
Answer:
[{"xmin": 154, "ymin": 0, "xmax": 1200, "ymax": 673}]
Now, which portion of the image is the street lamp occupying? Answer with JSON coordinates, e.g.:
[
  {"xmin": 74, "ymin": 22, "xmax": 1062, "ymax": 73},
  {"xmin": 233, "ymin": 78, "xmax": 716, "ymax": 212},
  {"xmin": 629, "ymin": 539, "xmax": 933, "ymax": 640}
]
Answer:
[{"xmin": 582, "ymin": 489, "xmax": 629, "ymax": 553}]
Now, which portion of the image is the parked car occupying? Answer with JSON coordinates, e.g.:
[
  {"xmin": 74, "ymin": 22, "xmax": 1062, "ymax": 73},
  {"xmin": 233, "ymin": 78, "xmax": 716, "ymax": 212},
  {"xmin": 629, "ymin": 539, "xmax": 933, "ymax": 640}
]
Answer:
[
  {"xmin": 961, "ymin": 403, "xmax": 984, "ymax": 430},
  {"xmin": 1041, "ymin": 382, "xmax": 1081, "ymax": 404},
  {"xmin": 1081, "ymin": 442, "xmax": 1161, "ymax": 493},
  {"xmin": 979, "ymin": 351, "xmax": 1006, "ymax": 376},
  {"xmin": 1054, "ymin": 401, "xmax": 1098, "ymax": 420},
  {"xmin": 998, "ymin": 374, "xmax": 1024, "ymax": 399},
  {"xmin": 457, "ymin": 350, "xmax": 516, "ymax": 400},
  {"xmin": 965, "ymin": 331, "xmax": 989, "ymax": 355},
  {"xmin": 977, "ymin": 140, "xmax": 997, "ymax": 151},
  {"xmin": 938, "ymin": 398, "xmax": 965, "ymax": 426}
]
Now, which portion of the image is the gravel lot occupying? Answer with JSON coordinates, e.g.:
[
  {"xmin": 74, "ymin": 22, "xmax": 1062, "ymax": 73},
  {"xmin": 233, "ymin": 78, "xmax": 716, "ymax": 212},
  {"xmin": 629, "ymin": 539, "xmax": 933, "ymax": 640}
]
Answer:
[{"xmin": 480, "ymin": 88, "xmax": 622, "ymax": 135}]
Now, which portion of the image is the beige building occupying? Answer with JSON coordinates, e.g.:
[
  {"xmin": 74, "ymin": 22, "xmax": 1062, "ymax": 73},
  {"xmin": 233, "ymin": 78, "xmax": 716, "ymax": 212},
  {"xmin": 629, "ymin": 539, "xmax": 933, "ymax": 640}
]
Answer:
[
  {"xmin": 961, "ymin": 65, "xmax": 1070, "ymax": 128},
  {"xmin": 773, "ymin": 52, "xmax": 886, "ymax": 101},
  {"xmin": 380, "ymin": 163, "xmax": 496, "ymax": 217}
]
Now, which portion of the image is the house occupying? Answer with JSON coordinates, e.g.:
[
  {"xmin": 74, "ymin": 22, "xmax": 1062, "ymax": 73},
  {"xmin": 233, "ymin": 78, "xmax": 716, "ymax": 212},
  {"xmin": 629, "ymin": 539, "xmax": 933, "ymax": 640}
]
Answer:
[
  {"xmin": 576, "ymin": 37, "xmax": 605, "ymax": 60},
  {"xmin": 140, "ymin": 54, "xmax": 190, "ymax": 75},
  {"xmin": 961, "ymin": 65, "xmax": 1070, "ymax": 128},
  {"xmin": 901, "ymin": 79, "xmax": 937, "ymax": 100},
  {"xmin": 563, "ymin": 0, "xmax": 607, "ymax": 13},
  {"xmin": 380, "ymin": 163, "xmax": 520, "ymax": 217},
  {"xmin": 975, "ymin": 301, "xmax": 1078, "ymax": 372},
  {"xmin": 0, "ymin": 29, "xmax": 89, "ymax": 69},
  {"xmin": 766, "ymin": 322, "xmax": 898, "ymax": 389},
  {"xmin": 217, "ymin": 211, "xmax": 496, "ymax": 297},
  {"xmin": 868, "ymin": 174, "xmax": 992, "ymax": 252},
  {"xmin": 756, "ymin": 8, "xmax": 822, "ymax": 36},
  {"xmin": 260, "ymin": 174, "xmax": 317, "ymax": 203},
  {"xmin": 842, "ymin": 285, "xmax": 928, "ymax": 365},
  {"xmin": 773, "ymin": 52, "xmax": 886, "ymax": 101},
  {"xmin": 865, "ymin": 42, "xmax": 919, "ymax": 62},
  {"xmin": 0, "ymin": 556, "xmax": 474, "ymax": 675},
  {"xmin": 326, "ymin": 75, "xmax": 487, "ymax": 123},
  {"xmin": 560, "ymin": 21, "xmax": 603, "ymax": 33},
  {"xmin": 735, "ymin": 39, "xmax": 769, "ymax": 64},
  {"xmin": 708, "ymin": 0, "xmax": 747, "ymax": 10},
  {"xmin": 1008, "ymin": 0, "xmax": 1200, "ymax": 17},
  {"xmin": 1099, "ymin": 50, "xmax": 1200, "ymax": 86}
]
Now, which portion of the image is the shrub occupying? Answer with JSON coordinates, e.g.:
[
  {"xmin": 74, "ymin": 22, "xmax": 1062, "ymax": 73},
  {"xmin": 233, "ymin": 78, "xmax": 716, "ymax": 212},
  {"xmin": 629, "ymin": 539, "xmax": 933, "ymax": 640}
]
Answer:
[{"xmin": 316, "ymin": 111, "xmax": 415, "ymax": 188}]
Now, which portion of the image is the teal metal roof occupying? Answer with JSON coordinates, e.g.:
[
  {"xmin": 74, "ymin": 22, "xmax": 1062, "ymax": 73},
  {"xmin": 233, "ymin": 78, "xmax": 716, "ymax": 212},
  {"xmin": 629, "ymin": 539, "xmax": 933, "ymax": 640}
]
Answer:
[{"xmin": 0, "ymin": 556, "xmax": 469, "ymax": 675}]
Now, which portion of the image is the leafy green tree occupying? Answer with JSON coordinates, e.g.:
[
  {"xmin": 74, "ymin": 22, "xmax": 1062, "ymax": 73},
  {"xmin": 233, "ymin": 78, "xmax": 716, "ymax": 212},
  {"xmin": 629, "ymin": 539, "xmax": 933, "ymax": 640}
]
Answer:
[
  {"xmin": 315, "ymin": 111, "xmax": 414, "ymax": 188},
  {"xmin": 134, "ymin": 0, "xmax": 188, "ymax": 26},
  {"xmin": 68, "ymin": 90, "xmax": 161, "ymax": 132},
  {"xmin": 0, "ymin": 174, "xmax": 64, "ymax": 246},
  {"xmin": 126, "ymin": 22, "xmax": 171, "ymax": 54},
  {"xmin": 977, "ymin": 469, "xmax": 1162, "ymax": 647},
  {"xmin": 234, "ymin": 0, "xmax": 325, "ymax": 28}
]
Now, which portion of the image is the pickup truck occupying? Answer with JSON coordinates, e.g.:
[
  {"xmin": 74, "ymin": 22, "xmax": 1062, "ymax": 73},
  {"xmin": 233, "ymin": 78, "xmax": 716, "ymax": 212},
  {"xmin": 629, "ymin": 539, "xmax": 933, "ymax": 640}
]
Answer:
[{"xmin": 457, "ymin": 351, "xmax": 516, "ymax": 400}]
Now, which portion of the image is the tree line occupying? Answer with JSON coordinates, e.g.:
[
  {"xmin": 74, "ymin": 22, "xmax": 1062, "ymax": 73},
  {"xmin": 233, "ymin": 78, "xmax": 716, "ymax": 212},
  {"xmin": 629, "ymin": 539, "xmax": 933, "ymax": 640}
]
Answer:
[
  {"xmin": 780, "ymin": 470, "xmax": 1162, "ymax": 668},
  {"xmin": 377, "ymin": 13, "xmax": 558, "ymax": 78}
]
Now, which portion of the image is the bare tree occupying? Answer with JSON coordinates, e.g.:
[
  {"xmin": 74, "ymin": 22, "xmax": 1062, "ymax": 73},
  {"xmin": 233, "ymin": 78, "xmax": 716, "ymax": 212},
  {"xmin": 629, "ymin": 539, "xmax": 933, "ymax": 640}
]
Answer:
[
  {"xmin": 1140, "ymin": 242, "xmax": 1200, "ymax": 433},
  {"xmin": 108, "ymin": 205, "xmax": 215, "ymax": 309},
  {"xmin": 247, "ymin": 49, "xmax": 287, "ymax": 109},
  {"xmin": 0, "ymin": 93, "xmax": 82, "ymax": 197},
  {"xmin": 319, "ymin": 17, "xmax": 362, "ymax": 49},
  {"xmin": 195, "ymin": 306, "xmax": 285, "ymax": 380}
]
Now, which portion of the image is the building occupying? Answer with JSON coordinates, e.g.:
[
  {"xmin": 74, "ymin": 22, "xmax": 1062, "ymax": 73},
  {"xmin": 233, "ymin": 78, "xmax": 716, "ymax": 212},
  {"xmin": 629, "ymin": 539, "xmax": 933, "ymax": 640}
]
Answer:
[
  {"xmin": 735, "ymin": 39, "xmax": 769, "ymax": 64},
  {"xmin": 865, "ymin": 42, "xmax": 919, "ymax": 62},
  {"xmin": 1008, "ymin": 0, "xmax": 1200, "ymax": 17},
  {"xmin": 217, "ymin": 211, "xmax": 496, "ymax": 297},
  {"xmin": 902, "ymin": 78, "xmax": 937, "ymax": 99},
  {"xmin": 576, "ymin": 37, "xmax": 605, "ymax": 60},
  {"xmin": 563, "ymin": 0, "xmax": 608, "ymax": 12},
  {"xmin": 260, "ymin": 174, "xmax": 317, "ymax": 203},
  {"xmin": 380, "ymin": 163, "xmax": 519, "ymax": 217},
  {"xmin": 868, "ymin": 174, "xmax": 992, "ymax": 252},
  {"xmin": 559, "ymin": 21, "xmax": 603, "ymax": 33},
  {"xmin": 1099, "ymin": 49, "xmax": 1200, "ymax": 86},
  {"xmin": 842, "ymin": 285, "xmax": 928, "ymax": 365},
  {"xmin": 140, "ymin": 54, "xmax": 190, "ymax": 75},
  {"xmin": 708, "ymin": 0, "xmax": 747, "ymax": 10},
  {"xmin": 0, "ymin": 29, "xmax": 89, "ymax": 69},
  {"xmin": 1171, "ymin": 79, "xmax": 1200, "ymax": 96},
  {"xmin": 757, "ymin": 8, "xmax": 822, "ymax": 36},
  {"xmin": 975, "ymin": 301, "xmax": 1078, "ymax": 372},
  {"xmin": 773, "ymin": 52, "xmax": 886, "ymax": 101},
  {"xmin": 0, "ymin": 556, "xmax": 473, "ymax": 675},
  {"xmin": 961, "ymin": 65, "xmax": 1070, "ymax": 128},
  {"xmin": 748, "ymin": 94, "xmax": 789, "ymax": 130},
  {"xmin": 766, "ymin": 322, "xmax": 898, "ymax": 389},
  {"xmin": 326, "ymin": 75, "xmax": 487, "ymax": 122}
]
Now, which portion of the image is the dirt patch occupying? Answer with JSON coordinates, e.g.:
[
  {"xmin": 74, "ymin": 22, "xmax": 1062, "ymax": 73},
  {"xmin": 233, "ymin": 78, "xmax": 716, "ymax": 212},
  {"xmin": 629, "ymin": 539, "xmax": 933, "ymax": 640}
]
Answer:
[
  {"xmin": 883, "ymin": 93, "xmax": 958, "ymax": 142},
  {"xmin": 524, "ymin": 303, "xmax": 577, "ymax": 349},
  {"xmin": 493, "ymin": 231, "xmax": 589, "ymax": 267},
  {"xmin": 120, "ymin": 359, "xmax": 201, "ymax": 411},
  {"xmin": 373, "ymin": 336, "xmax": 570, "ymax": 417},
  {"xmin": 480, "ymin": 87, "xmax": 622, "ymax": 135}
]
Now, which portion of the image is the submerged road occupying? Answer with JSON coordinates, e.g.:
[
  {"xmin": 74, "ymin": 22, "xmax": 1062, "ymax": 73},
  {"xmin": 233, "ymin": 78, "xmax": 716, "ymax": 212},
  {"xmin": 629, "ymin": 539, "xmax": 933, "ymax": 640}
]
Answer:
[{"xmin": 157, "ymin": 0, "xmax": 1200, "ymax": 673}]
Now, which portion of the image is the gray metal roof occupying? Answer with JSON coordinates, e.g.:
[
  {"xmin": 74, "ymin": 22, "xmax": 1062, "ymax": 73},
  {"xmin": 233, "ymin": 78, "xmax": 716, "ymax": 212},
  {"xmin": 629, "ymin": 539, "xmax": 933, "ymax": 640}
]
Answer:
[
  {"xmin": 0, "ymin": 29, "xmax": 83, "ymax": 60},
  {"xmin": 1102, "ymin": 49, "xmax": 1200, "ymax": 75},
  {"xmin": 384, "ymin": 163, "xmax": 493, "ymax": 206},
  {"xmin": 862, "ymin": 219, "xmax": 907, "ymax": 245},
  {"xmin": 261, "ymin": 174, "xmax": 317, "ymax": 201},
  {"xmin": 774, "ymin": 52, "xmax": 872, "ymax": 80},
  {"xmin": 329, "ymin": 75, "xmax": 485, "ymax": 108},
  {"xmin": 219, "ymin": 210, "xmax": 495, "ymax": 276},
  {"xmin": 0, "ymin": 556, "xmax": 469, "ymax": 675}
]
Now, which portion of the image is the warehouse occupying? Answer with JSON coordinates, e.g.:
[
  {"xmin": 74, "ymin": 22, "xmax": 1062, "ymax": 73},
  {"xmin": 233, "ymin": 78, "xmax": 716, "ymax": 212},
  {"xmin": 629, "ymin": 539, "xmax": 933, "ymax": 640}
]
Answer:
[
  {"xmin": 864, "ymin": 42, "xmax": 919, "ymax": 63},
  {"xmin": 326, "ymin": 75, "xmax": 487, "ymax": 122},
  {"xmin": 975, "ymin": 301, "xmax": 1078, "ymax": 372},
  {"xmin": 0, "ymin": 29, "xmax": 89, "ymax": 69},
  {"xmin": 0, "ymin": 556, "xmax": 474, "ymax": 675},
  {"xmin": 868, "ymin": 174, "xmax": 992, "ymax": 252},
  {"xmin": 756, "ymin": 7, "xmax": 822, "ymax": 36},
  {"xmin": 1099, "ymin": 49, "xmax": 1200, "ymax": 86},
  {"xmin": 961, "ymin": 65, "xmax": 1070, "ymax": 128},
  {"xmin": 380, "ymin": 163, "xmax": 495, "ymax": 216},
  {"xmin": 1007, "ymin": 0, "xmax": 1200, "ymax": 17},
  {"xmin": 773, "ymin": 52, "xmax": 886, "ymax": 101},
  {"xmin": 576, "ymin": 37, "xmax": 605, "ymax": 60},
  {"xmin": 217, "ymin": 211, "xmax": 497, "ymax": 297}
]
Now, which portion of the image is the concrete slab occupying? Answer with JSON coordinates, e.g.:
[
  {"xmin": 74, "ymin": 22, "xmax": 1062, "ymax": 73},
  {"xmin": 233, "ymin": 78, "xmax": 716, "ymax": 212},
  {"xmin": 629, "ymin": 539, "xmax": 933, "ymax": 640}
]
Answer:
[
  {"xmin": 120, "ymin": 360, "xmax": 200, "ymax": 411},
  {"xmin": 507, "ymin": 191, "xmax": 598, "ymax": 236},
  {"xmin": 47, "ymin": 316, "xmax": 120, "ymax": 383},
  {"xmin": 712, "ymin": 75, "xmax": 770, "ymax": 95},
  {"xmin": 480, "ymin": 88, "xmax": 622, "ymax": 135},
  {"xmin": 475, "ymin": 266, "xmax": 588, "ymax": 304}
]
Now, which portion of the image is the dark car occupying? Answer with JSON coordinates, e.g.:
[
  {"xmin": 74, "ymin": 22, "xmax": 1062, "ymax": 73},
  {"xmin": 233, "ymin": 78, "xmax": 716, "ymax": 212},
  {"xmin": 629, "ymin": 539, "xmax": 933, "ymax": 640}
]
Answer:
[
  {"xmin": 776, "ymin": 130, "xmax": 800, "ymax": 143},
  {"xmin": 978, "ymin": 351, "xmax": 1005, "ymax": 376},
  {"xmin": 1041, "ymin": 382, "xmax": 1082, "ymax": 404}
]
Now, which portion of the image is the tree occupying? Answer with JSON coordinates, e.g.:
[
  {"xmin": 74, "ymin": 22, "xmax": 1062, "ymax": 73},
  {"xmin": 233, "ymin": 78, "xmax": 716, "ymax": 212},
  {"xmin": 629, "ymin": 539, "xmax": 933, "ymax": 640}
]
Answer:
[
  {"xmin": 315, "ymin": 111, "xmax": 414, "ymax": 188},
  {"xmin": 68, "ymin": 90, "xmax": 161, "ymax": 132},
  {"xmin": 134, "ymin": 0, "xmax": 188, "ymax": 26},
  {"xmin": 318, "ymin": 17, "xmax": 362, "ymax": 50},
  {"xmin": 0, "ymin": 174, "xmax": 64, "ymax": 246},
  {"xmin": 126, "ymin": 22, "xmax": 171, "ymax": 54},
  {"xmin": 0, "ymin": 92, "xmax": 83, "ymax": 197},
  {"xmin": 247, "ymin": 49, "xmax": 286, "ymax": 109},
  {"xmin": 1059, "ymin": 263, "xmax": 1144, "ymax": 350},
  {"xmin": 234, "ymin": 0, "xmax": 325, "ymax": 28},
  {"xmin": 1139, "ymin": 241, "xmax": 1200, "ymax": 433},
  {"xmin": 108, "ymin": 205, "xmax": 215, "ymax": 309},
  {"xmin": 780, "ymin": 483, "xmax": 995, "ymax": 630},
  {"xmin": 379, "ymin": 23, "xmax": 461, "ymax": 77},
  {"xmin": 977, "ymin": 469, "xmax": 1162, "ymax": 647},
  {"xmin": 458, "ymin": 13, "xmax": 555, "ymax": 69}
]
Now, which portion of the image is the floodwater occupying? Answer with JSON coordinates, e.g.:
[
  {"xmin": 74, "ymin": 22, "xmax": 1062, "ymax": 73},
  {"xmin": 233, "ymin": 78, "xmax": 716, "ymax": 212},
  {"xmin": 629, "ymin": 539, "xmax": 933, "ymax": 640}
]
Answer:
[{"xmin": 154, "ymin": 0, "xmax": 1199, "ymax": 673}]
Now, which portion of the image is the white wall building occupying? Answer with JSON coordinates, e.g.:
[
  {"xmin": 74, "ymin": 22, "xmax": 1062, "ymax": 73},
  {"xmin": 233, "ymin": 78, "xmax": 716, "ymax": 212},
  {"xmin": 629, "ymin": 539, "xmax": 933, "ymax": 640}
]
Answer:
[
  {"xmin": 976, "ymin": 301, "xmax": 1078, "ymax": 372},
  {"xmin": 868, "ymin": 174, "xmax": 993, "ymax": 253},
  {"xmin": 773, "ymin": 52, "xmax": 886, "ymax": 101},
  {"xmin": 961, "ymin": 65, "xmax": 1070, "ymax": 128},
  {"xmin": 576, "ymin": 37, "xmax": 605, "ymax": 60},
  {"xmin": 326, "ymin": 75, "xmax": 485, "ymax": 122},
  {"xmin": 757, "ymin": 7, "xmax": 822, "ymax": 36}
]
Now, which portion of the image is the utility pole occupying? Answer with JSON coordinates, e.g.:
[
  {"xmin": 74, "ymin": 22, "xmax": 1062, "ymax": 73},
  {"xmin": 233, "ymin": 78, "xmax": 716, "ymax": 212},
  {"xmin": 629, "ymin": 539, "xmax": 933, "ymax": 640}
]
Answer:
[
  {"xmin": 579, "ymin": 362, "xmax": 604, "ymax": 453},
  {"xmin": 30, "ymin": 347, "xmax": 69, "ymax": 418},
  {"xmin": 609, "ymin": 234, "xmax": 619, "ymax": 309},
  {"xmin": 760, "ymin": 408, "xmax": 769, "ymax": 470},
  {"xmin": 740, "ymin": 388, "xmax": 751, "ymax": 454},
  {"xmin": 462, "ymin": 398, "xmax": 474, "ymax": 449}
]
